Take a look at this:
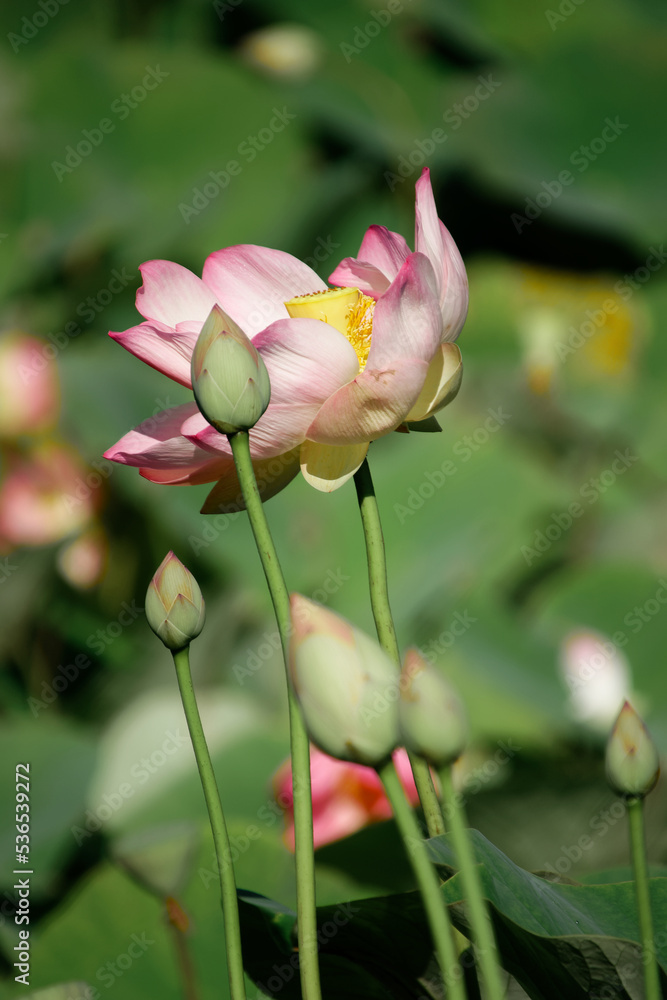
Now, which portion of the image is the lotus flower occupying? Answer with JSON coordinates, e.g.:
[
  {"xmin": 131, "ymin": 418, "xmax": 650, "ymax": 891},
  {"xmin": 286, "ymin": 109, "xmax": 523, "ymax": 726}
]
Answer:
[
  {"xmin": 0, "ymin": 443, "xmax": 95, "ymax": 548},
  {"xmin": 0, "ymin": 331, "xmax": 59, "ymax": 438},
  {"xmin": 105, "ymin": 169, "xmax": 467, "ymax": 509},
  {"xmin": 273, "ymin": 746, "xmax": 422, "ymax": 850},
  {"xmin": 559, "ymin": 629, "xmax": 632, "ymax": 730}
]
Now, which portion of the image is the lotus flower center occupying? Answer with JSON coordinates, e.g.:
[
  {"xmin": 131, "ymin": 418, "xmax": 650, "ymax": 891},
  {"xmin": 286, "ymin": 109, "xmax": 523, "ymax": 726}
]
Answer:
[{"xmin": 284, "ymin": 287, "xmax": 375, "ymax": 370}]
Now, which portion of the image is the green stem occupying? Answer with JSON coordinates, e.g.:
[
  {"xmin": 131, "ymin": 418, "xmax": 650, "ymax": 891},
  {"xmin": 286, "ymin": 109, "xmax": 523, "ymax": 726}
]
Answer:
[
  {"xmin": 229, "ymin": 431, "xmax": 321, "ymax": 1000},
  {"xmin": 378, "ymin": 760, "xmax": 466, "ymax": 1000},
  {"xmin": 172, "ymin": 647, "xmax": 246, "ymax": 1000},
  {"xmin": 439, "ymin": 766, "xmax": 505, "ymax": 1000},
  {"xmin": 627, "ymin": 796, "xmax": 661, "ymax": 1000},
  {"xmin": 354, "ymin": 458, "xmax": 445, "ymax": 838}
]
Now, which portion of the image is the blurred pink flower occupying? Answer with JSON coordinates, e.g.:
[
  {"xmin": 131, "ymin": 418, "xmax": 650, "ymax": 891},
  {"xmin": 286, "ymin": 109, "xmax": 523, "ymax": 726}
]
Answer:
[
  {"xmin": 57, "ymin": 527, "xmax": 108, "ymax": 589},
  {"xmin": 105, "ymin": 168, "xmax": 467, "ymax": 505},
  {"xmin": 0, "ymin": 332, "xmax": 59, "ymax": 438},
  {"xmin": 0, "ymin": 443, "xmax": 95, "ymax": 547},
  {"xmin": 559, "ymin": 629, "xmax": 632, "ymax": 730},
  {"xmin": 273, "ymin": 745, "xmax": 421, "ymax": 850}
]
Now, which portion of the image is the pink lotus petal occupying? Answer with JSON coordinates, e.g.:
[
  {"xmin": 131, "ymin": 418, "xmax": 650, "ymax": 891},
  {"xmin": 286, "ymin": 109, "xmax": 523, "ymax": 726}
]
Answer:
[
  {"xmin": 104, "ymin": 403, "xmax": 216, "ymax": 469},
  {"xmin": 415, "ymin": 169, "xmax": 468, "ymax": 342},
  {"xmin": 0, "ymin": 333, "xmax": 60, "ymax": 437},
  {"xmin": 299, "ymin": 439, "xmax": 369, "ymax": 492},
  {"xmin": 306, "ymin": 359, "xmax": 428, "ymax": 446},
  {"xmin": 140, "ymin": 455, "xmax": 231, "ymax": 485},
  {"xmin": 200, "ymin": 447, "xmax": 302, "ymax": 513},
  {"xmin": 274, "ymin": 746, "xmax": 420, "ymax": 850},
  {"xmin": 357, "ymin": 225, "xmax": 411, "ymax": 281},
  {"xmin": 202, "ymin": 245, "xmax": 327, "ymax": 336},
  {"xmin": 110, "ymin": 321, "xmax": 199, "ymax": 388},
  {"xmin": 437, "ymin": 218, "xmax": 469, "ymax": 342},
  {"xmin": 0, "ymin": 443, "xmax": 93, "ymax": 547},
  {"xmin": 136, "ymin": 260, "xmax": 218, "ymax": 326},
  {"xmin": 404, "ymin": 343, "xmax": 463, "ymax": 422},
  {"xmin": 327, "ymin": 258, "xmax": 390, "ymax": 299},
  {"xmin": 367, "ymin": 253, "xmax": 441, "ymax": 368},
  {"xmin": 184, "ymin": 317, "xmax": 360, "ymax": 458}
]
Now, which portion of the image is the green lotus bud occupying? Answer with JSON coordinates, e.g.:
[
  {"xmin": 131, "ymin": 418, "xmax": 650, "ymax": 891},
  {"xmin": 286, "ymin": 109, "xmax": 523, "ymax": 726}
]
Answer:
[
  {"xmin": 605, "ymin": 700, "xmax": 660, "ymax": 799},
  {"xmin": 145, "ymin": 551, "xmax": 205, "ymax": 651},
  {"xmin": 191, "ymin": 304, "xmax": 271, "ymax": 434},
  {"xmin": 398, "ymin": 648, "xmax": 467, "ymax": 767},
  {"xmin": 289, "ymin": 595, "xmax": 399, "ymax": 766}
]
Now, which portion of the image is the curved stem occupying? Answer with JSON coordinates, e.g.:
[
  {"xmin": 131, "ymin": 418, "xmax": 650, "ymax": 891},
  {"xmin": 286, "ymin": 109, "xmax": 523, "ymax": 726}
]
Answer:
[
  {"xmin": 354, "ymin": 458, "xmax": 445, "ymax": 838},
  {"xmin": 378, "ymin": 760, "xmax": 466, "ymax": 1000},
  {"xmin": 439, "ymin": 766, "xmax": 505, "ymax": 1000},
  {"xmin": 627, "ymin": 796, "xmax": 661, "ymax": 1000},
  {"xmin": 172, "ymin": 647, "xmax": 246, "ymax": 1000},
  {"xmin": 229, "ymin": 431, "xmax": 321, "ymax": 1000}
]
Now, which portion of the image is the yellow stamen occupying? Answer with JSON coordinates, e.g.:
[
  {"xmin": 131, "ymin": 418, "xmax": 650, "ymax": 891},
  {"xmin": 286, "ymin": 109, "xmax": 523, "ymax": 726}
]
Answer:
[{"xmin": 285, "ymin": 287, "xmax": 376, "ymax": 369}]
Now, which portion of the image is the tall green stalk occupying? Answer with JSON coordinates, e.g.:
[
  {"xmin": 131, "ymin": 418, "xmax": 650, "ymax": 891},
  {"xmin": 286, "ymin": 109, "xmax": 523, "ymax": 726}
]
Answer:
[
  {"xmin": 378, "ymin": 759, "xmax": 466, "ymax": 1000},
  {"xmin": 439, "ymin": 766, "xmax": 505, "ymax": 1000},
  {"xmin": 354, "ymin": 458, "xmax": 445, "ymax": 838},
  {"xmin": 172, "ymin": 646, "xmax": 246, "ymax": 1000},
  {"xmin": 627, "ymin": 797, "xmax": 661, "ymax": 1000},
  {"xmin": 228, "ymin": 431, "xmax": 321, "ymax": 1000}
]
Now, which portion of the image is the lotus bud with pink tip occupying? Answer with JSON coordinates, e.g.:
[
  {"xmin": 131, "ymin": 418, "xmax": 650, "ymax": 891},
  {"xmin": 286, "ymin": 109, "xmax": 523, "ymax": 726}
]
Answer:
[
  {"xmin": 398, "ymin": 648, "xmax": 467, "ymax": 767},
  {"xmin": 289, "ymin": 595, "xmax": 399, "ymax": 766},
  {"xmin": 145, "ymin": 552, "xmax": 205, "ymax": 650},
  {"xmin": 606, "ymin": 701, "xmax": 660, "ymax": 799}
]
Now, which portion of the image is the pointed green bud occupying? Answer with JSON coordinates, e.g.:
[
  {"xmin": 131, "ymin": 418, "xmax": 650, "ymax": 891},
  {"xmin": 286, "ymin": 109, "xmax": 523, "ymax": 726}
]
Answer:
[
  {"xmin": 289, "ymin": 595, "xmax": 399, "ymax": 766},
  {"xmin": 191, "ymin": 304, "xmax": 271, "ymax": 434},
  {"xmin": 398, "ymin": 648, "xmax": 467, "ymax": 767},
  {"xmin": 145, "ymin": 551, "xmax": 205, "ymax": 651},
  {"xmin": 605, "ymin": 700, "xmax": 660, "ymax": 799}
]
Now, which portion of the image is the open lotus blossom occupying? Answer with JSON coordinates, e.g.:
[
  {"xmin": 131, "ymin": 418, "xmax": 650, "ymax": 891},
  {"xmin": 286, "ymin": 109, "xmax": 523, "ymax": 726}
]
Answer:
[
  {"xmin": 105, "ymin": 168, "xmax": 467, "ymax": 509},
  {"xmin": 273, "ymin": 746, "xmax": 422, "ymax": 850}
]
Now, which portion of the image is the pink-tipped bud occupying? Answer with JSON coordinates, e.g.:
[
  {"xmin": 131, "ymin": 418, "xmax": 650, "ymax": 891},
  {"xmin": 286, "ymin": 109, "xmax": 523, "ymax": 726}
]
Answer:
[
  {"xmin": 606, "ymin": 701, "xmax": 660, "ymax": 799},
  {"xmin": 145, "ymin": 552, "xmax": 205, "ymax": 651},
  {"xmin": 289, "ymin": 595, "xmax": 399, "ymax": 767},
  {"xmin": 398, "ymin": 648, "xmax": 467, "ymax": 767}
]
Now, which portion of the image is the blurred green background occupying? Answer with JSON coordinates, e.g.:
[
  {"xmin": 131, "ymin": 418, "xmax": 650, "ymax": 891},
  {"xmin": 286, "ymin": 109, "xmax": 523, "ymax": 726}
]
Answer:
[{"xmin": 0, "ymin": 0, "xmax": 666, "ymax": 996}]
